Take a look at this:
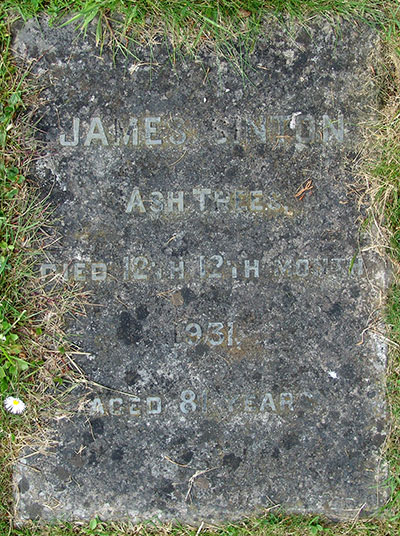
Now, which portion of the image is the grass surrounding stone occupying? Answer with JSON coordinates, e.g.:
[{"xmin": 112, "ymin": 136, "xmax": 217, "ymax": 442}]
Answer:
[
  {"xmin": 363, "ymin": 51, "xmax": 400, "ymax": 519},
  {"xmin": 2, "ymin": 515, "xmax": 400, "ymax": 536},
  {"xmin": 0, "ymin": 0, "xmax": 399, "ymax": 535}
]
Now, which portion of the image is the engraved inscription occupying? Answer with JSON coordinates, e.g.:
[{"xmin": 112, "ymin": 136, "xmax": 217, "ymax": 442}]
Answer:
[
  {"xmin": 85, "ymin": 390, "xmax": 306, "ymax": 418},
  {"xmin": 59, "ymin": 113, "xmax": 344, "ymax": 148},
  {"xmin": 175, "ymin": 321, "xmax": 239, "ymax": 347},
  {"xmin": 125, "ymin": 188, "xmax": 291, "ymax": 216},
  {"xmin": 40, "ymin": 255, "xmax": 364, "ymax": 282}
]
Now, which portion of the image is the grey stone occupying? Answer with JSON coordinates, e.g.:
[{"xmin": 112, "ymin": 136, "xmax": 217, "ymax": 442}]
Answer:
[{"xmin": 13, "ymin": 16, "xmax": 388, "ymax": 523}]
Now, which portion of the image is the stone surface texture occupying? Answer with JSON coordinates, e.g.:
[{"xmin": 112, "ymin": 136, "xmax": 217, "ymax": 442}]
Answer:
[{"xmin": 13, "ymin": 16, "xmax": 388, "ymax": 523}]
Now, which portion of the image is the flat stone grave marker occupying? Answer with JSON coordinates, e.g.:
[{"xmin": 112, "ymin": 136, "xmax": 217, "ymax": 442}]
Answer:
[{"xmin": 13, "ymin": 17, "xmax": 388, "ymax": 523}]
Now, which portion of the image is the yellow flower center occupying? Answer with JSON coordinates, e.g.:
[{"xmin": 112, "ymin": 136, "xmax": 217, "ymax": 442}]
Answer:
[{"xmin": 13, "ymin": 400, "xmax": 19, "ymax": 405}]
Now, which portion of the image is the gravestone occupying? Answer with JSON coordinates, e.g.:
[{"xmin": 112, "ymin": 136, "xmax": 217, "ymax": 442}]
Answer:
[{"xmin": 13, "ymin": 16, "xmax": 388, "ymax": 523}]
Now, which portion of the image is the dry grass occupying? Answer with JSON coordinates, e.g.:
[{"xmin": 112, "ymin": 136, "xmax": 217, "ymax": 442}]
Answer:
[{"xmin": 357, "ymin": 31, "xmax": 400, "ymax": 521}]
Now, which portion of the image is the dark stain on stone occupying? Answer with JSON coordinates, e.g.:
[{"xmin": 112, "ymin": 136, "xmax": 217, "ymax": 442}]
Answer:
[
  {"xmin": 27, "ymin": 502, "xmax": 43, "ymax": 520},
  {"xmin": 181, "ymin": 287, "xmax": 196, "ymax": 304},
  {"xmin": 88, "ymin": 452, "xmax": 97, "ymax": 466},
  {"xmin": 329, "ymin": 410, "xmax": 340, "ymax": 421},
  {"xmin": 328, "ymin": 302, "xmax": 342, "ymax": 319},
  {"xmin": 256, "ymin": 144, "xmax": 266, "ymax": 156},
  {"xmin": 82, "ymin": 431, "xmax": 94, "ymax": 444},
  {"xmin": 350, "ymin": 285, "xmax": 361, "ymax": 299},
  {"xmin": 223, "ymin": 453, "xmax": 242, "ymax": 470},
  {"xmin": 18, "ymin": 477, "xmax": 30, "ymax": 493},
  {"xmin": 171, "ymin": 435, "xmax": 187, "ymax": 446},
  {"xmin": 281, "ymin": 284, "xmax": 297, "ymax": 308},
  {"xmin": 233, "ymin": 145, "xmax": 245, "ymax": 158},
  {"xmin": 372, "ymin": 434, "xmax": 385, "ymax": 448},
  {"xmin": 125, "ymin": 369, "xmax": 141, "ymax": 386},
  {"xmin": 159, "ymin": 479, "xmax": 175, "ymax": 497},
  {"xmin": 282, "ymin": 433, "xmax": 300, "ymax": 450},
  {"xmin": 117, "ymin": 311, "xmax": 142, "ymax": 345},
  {"xmin": 90, "ymin": 418, "xmax": 104, "ymax": 436},
  {"xmin": 339, "ymin": 363, "xmax": 357, "ymax": 381},
  {"xmin": 178, "ymin": 450, "xmax": 194, "ymax": 465},
  {"xmin": 165, "ymin": 236, "xmax": 190, "ymax": 257},
  {"xmin": 194, "ymin": 343, "xmax": 209, "ymax": 357},
  {"xmin": 272, "ymin": 447, "xmax": 280, "ymax": 460},
  {"xmin": 136, "ymin": 304, "xmax": 149, "ymax": 320},
  {"xmin": 70, "ymin": 454, "xmax": 83, "ymax": 468},
  {"xmin": 111, "ymin": 447, "xmax": 124, "ymax": 461},
  {"xmin": 194, "ymin": 476, "xmax": 210, "ymax": 489},
  {"xmin": 200, "ymin": 426, "xmax": 217, "ymax": 443},
  {"xmin": 54, "ymin": 467, "xmax": 70, "ymax": 481},
  {"xmin": 226, "ymin": 165, "xmax": 238, "ymax": 179},
  {"xmin": 296, "ymin": 28, "xmax": 312, "ymax": 47}
]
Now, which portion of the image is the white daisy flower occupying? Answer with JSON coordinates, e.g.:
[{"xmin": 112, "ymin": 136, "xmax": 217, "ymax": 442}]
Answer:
[{"xmin": 4, "ymin": 396, "xmax": 26, "ymax": 414}]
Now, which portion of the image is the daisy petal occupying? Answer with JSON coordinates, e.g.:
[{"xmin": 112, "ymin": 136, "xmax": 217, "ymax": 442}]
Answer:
[{"xmin": 4, "ymin": 396, "xmax": 26, "ymax": 414}]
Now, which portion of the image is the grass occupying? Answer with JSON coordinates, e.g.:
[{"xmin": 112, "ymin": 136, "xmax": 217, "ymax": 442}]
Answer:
[
  {"xmin": 2, "ymin": 514, "xmax": 400, "ymax": 536},
  {"xmin": 361, "ymin": 42, "xmax": 400, "ymax": 520},
  {"xmin": 0, "ymin": 5, "xmax": 87, "ymax": 526},
  {"xmin": 0, "ymin": 1, "xmax": 399, "ymax": 57},
  {"xmin": 2, "ymin": 513, "xmax": 400, "ymax": 536},
  {"xmin": 0, "ymin": 0, "xmax": 400, "ymax": 535}
]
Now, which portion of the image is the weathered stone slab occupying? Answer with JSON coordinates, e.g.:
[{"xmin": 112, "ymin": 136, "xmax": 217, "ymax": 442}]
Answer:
[{"xmin": 13, "ymin": 17, "xmax": 388, "ymax": 523}]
